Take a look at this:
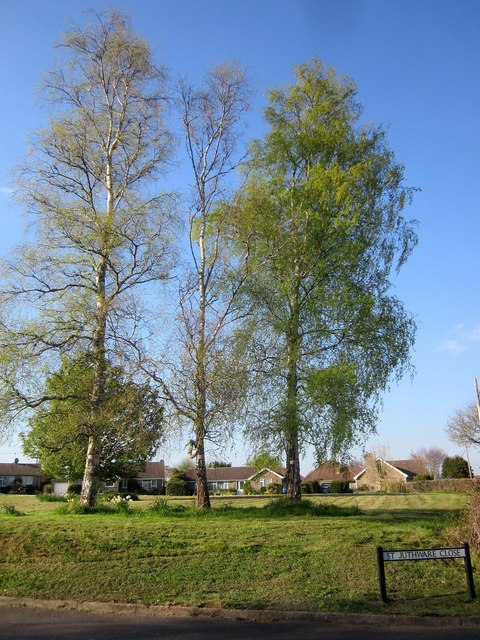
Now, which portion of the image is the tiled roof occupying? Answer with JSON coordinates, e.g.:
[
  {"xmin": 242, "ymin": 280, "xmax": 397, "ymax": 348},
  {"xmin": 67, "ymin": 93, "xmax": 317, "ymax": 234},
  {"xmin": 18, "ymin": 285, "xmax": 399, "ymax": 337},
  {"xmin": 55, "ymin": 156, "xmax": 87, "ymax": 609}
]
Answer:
[
  {"xmin": 135, "ymin": 460, "xmax": 165, "ymax": 479},
  {"xmin": 304, "ymin": 461, "xmax": 362, "ymax": 483},
  {"xmin": 184, "ymin": 466, "xmax": 256, "ymax": 482},
  {"xmin": 387, "ymin": 459, "xmax": 427, "ymax": 478},
  {"xmin": 0, "ymin": 462, "xmax": 45, "ymax": 477}
]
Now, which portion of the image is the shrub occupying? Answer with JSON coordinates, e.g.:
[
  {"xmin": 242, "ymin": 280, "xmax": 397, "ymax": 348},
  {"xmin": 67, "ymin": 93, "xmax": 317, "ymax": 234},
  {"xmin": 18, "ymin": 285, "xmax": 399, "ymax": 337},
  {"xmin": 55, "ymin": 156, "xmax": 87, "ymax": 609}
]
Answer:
[
  {"xmin": 120, "ymin": 491, "xmax": 139, "ymax": 501},
  {"xmin": 267, "ymin": 483, "xmax": 282, "ymax": 494},
  {"xmin": 459, "ymin": 479, "xmax": 480, "ymax": 549},
  {"xmin": 126, "ymin": 478, "xmax": 142, "ymax": 493},
  {"xmin": 110, "ymin": 494, "xmax": 131, "ymax": 513},
  {"xmin": 243, "ymin": 481, "xmax": 253, "ymax": 495},
  {"xmin": 442, "ymin": 456, "xmax": 472, "ymax": 479},
  {"xmin": 149, "ymin": 498, "xmax": 189, "ymax": 516},
  {"xmin": 301, "ymin": 481, "xmax": 312, "ymax": 494},
  {"xmin": 166, "ymin": 474, "xmax": 191, "ymax": 496},
  {"xmin": 3, "ymin": 504, "xmax": 24, "ymax": 516},
  {"xmin": 413, "ymin": 474, "xmax": 433, "ymax": 481},
  {"xmin": 67, "ymin": 483, "xmax": 82, "ymax": 494},
  {"xmin": 36, "ymin": 493, "xmax": 67, "ymax": 502},
  {"xmin": 384, "ymin": 481, "xmax": 406, "ymax": 494},
  {"xmin": 329, "ymin": 480, "xmax": 350, "ymax": 494},
  {"xmin": 264, "ymin": 498, "xmax": 359, "ymax": 517},
  {"xmin": 42, "ymin": 484, "xmax": 53, "ymax": 494}
]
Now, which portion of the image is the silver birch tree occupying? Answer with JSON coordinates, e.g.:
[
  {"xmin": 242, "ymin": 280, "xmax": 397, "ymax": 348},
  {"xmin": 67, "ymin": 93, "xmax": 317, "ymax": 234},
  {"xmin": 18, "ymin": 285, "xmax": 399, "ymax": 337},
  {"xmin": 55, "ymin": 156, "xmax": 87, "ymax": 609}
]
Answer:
[
  {"xmin": 0, "ymin": 12, "xmax": 175, "ymax": 506},
  {"xmin": 146, "ymin": 64, "xmax": 251, "ymax": 508}
]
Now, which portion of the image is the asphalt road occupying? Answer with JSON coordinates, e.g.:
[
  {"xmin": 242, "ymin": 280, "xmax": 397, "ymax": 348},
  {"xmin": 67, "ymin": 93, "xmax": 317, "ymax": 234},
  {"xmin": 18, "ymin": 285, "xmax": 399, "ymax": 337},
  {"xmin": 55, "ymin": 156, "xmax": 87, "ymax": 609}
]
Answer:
[{"xmin": 0, "ymin": 605, "xmax": 479, "ymax": 640}]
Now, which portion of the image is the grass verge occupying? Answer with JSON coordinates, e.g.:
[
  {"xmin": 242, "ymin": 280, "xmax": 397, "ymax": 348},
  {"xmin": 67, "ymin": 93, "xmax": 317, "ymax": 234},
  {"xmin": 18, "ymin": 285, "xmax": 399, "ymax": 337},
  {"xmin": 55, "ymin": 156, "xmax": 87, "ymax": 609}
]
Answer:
[{"xmin": 0, "ymin": 493, "xmax": 476, "ymax": 617}]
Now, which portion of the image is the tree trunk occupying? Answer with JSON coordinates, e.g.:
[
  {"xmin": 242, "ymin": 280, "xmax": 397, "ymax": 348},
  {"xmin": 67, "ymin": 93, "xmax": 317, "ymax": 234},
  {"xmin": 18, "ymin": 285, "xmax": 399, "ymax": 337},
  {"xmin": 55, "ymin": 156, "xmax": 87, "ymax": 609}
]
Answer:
[
  {"xmin": 79, "ymin": 257, "xmax": 108, "ymax": 508},
  {"xmin": 80, "ymin": 435, "xmax": 101, "ymax": 507},
  {"xmin": 195, "ymin": 436, "xmax": 211, "ymax": 509},
  {"xmin": 284, "ymin": 296, "xmax": 302, "ymax": 501},
  {"xmin": 285, "ymin": 438, "xmax": 301, "ymax": 501}
]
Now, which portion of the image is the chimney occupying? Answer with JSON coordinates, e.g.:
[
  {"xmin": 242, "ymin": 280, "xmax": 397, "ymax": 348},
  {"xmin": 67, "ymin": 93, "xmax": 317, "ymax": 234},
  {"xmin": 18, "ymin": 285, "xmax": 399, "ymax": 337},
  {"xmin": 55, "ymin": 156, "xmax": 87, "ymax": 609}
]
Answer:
[{"xmin": 14, "ymin": 458, "xmax": 19, "ymax": 464}]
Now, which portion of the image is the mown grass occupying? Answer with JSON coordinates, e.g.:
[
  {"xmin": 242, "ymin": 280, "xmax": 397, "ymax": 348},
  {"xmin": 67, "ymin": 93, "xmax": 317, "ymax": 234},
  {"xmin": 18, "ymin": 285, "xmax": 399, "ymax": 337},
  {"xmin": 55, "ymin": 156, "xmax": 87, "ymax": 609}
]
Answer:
[{"xmin": 0, "ymin": 492, "xmax": 476, "ymax": 617}]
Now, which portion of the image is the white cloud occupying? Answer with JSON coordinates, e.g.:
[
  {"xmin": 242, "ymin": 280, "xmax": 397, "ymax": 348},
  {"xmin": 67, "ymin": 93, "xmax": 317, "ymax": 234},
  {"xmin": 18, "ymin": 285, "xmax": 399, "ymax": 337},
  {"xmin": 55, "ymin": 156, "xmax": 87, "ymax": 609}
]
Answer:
[
  {"xmin": 468, "ymin": 325, "xmax": 480, "ymax": 341},
  {"xmin": 438, "ymin": 340, "xmax": 466, "ymax": 354}
]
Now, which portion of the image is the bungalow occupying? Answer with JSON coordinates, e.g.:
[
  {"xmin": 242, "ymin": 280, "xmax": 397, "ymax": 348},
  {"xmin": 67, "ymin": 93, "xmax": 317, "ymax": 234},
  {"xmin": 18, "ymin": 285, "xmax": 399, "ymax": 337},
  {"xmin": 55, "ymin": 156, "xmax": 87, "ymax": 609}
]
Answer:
[
  {"xmin": 184, "ymin": 466, "xmax": 286, "ymax": 495},
  {"xmin": 119, "ymin": 460, "xmax": 175, "ymax": 493},
  {"xmin": 53, "ymin": 460, "xmax": 174, "ymax": 495},
  {"xmin": 353, "ymin": 457, "xmax": 428, "ymax": 490},
  {"xmin": 304, "ymin": 461, "xmax": 363, "ymax": 491},
  {"xmin": 0, "ymin": 460, "xmax": 48, "ymax": 492}
]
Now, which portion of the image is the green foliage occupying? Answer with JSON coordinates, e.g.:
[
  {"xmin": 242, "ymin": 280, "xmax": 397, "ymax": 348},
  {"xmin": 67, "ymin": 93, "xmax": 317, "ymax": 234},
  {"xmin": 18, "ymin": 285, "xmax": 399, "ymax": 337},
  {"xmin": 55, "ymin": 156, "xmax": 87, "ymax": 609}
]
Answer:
[
  {"xmin": 36, "ymin": 493, "xmax": 67, "ymax": 503},
  {"xmin": 166, "ymin": 474, "xmax": 191, "ymax": 496},
  {"xmin": 329, "ymin": 481, "xmax": 350, "ymax": 494},
  {"xmin": 456, "ymin": 479, "xmax": 480, "ymax": 550},
  {"xmin": 301, "ymin": 481, "xmax": 312, "ymax": 494},
  {"xmin": 148, "ymin": 498, "xmax": 189, "ymax": 516},
  {"xmin": 174, "ymin": 458, "xmax": 195, "ymax": 472},
  {"xmin": 263, "ymin": 498, "xmax": 359, "ymax": 517},
  {"xmin": 21, "ymin": 357, "xmax": 165, "ymax": 482},
  {"xmin": 246, "ymin": 452, "xmax": 282, "ymax": 470},
  {"xmin": 67, "ymin": 483, "xmax": 82, "ymax": 495},
  {"xmin": 266, "ymin": 482, "xmax": 282, "ymax": 494},
  {"xmin": 3, "ymin": 504, "xmax": 24, "ymax": 516},
  {"xmin": 384, "ymin": 481, "xmax": 406, "ymax": 494},
  {"xmin": 243, "ymin": 480, "xmax": 254, "ymax": 495},
  {"xmin": 207, "ymin": 461, "xmax": 232, "ymax": 468},
  {"xmin": 442, "ymin": 456, "xmax": 472, "ymax": 479},
  {"xmin": 413, "ymin": 474, "xmax": 434, "ymax": 481},
  {"xmin": 236, "ymin": 58, "xmax": 417, "ymax": 492}
]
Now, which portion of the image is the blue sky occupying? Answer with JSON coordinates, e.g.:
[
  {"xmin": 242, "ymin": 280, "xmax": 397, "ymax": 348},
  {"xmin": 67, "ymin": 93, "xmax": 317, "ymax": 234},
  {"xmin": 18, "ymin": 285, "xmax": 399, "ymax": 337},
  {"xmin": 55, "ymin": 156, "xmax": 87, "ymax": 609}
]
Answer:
[{"xmin": 0, "ymin": 0, "xmax": 479, "ymax": 472}]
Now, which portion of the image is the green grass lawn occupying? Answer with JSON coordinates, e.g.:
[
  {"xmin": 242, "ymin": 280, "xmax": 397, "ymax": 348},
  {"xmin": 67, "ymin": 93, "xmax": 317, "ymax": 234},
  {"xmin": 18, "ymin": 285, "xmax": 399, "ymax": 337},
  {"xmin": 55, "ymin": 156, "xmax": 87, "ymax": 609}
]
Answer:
[{"xmin": 0, "ymin": 492, "xmax": 477, "ymax": 617}]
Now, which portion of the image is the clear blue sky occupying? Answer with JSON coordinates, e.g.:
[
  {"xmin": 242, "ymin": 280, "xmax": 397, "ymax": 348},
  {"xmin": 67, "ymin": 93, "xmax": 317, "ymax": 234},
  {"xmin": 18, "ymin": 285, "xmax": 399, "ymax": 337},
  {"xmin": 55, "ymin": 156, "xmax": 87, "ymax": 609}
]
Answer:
[{"xmin": 0, "ymin": 0, "xmax": 479, "ymax": 473}]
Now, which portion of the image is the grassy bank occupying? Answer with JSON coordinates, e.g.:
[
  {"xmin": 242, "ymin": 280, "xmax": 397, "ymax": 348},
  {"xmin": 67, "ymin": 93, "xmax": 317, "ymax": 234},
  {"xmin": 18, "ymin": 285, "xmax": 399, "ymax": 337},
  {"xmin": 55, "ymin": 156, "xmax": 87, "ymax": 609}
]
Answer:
[{"xmin": 0, "ymin": 493, "xmax": 477, "ymax": 617}]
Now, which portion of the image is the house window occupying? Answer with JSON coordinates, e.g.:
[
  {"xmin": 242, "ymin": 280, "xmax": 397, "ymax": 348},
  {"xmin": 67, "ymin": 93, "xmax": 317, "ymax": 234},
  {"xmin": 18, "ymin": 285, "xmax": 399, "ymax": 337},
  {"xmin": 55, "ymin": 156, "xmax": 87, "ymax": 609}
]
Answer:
[
  {"xmin": 104, "ymin": 480, "xmax": 115, "ymax": 489},
  {"xmin": 0, "ymin": 477, "xmax": 4, "ymax": 487},
  {"xmin": 22, "ymin": 476, "xmax": 34, "ymax": 485},
  {"xmin": 260, "ymin": 479, "xmax": 266, "ymax": 488},
  {"xmin": 237, "ymin": 481, "xmax": 244, "ymax": 490},
  {"xmin": 141, "ymin": 479, "xmax": 159, "ymax": 491}
]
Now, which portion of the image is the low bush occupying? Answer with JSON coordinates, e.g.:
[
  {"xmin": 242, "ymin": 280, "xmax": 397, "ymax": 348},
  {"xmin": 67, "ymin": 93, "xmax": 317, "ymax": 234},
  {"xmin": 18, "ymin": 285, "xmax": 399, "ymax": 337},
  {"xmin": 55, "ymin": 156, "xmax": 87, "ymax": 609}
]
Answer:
[
  {"xmin": 267, "ymin": 483, "xmax": 282, "ymax": 494},
  {"xmin": 384, "ymin": 481, "xmax": 406, "ymax": 494},
  {"xmin": 263, "ymin": 498, "xmax": 359, "ymax": 518},
  {"xmin": 301, "ymin": 481, "xmax": 312, "ymax": 494},
  {"xmin": 3, "ymin": 504, "xmax": 24, "ymax": 516},
  {"xmin": 149, "ymin": 498, "xmax": 189, "ymax": 516},
  {"xmin": 166, "ymin": 474, "xmax": 191, "ymax": 496},
  {"xmin": 329, "ymin": 481, "xmax": 350, "ymax": 494},
  {"xmin": 36, "ymin": 493, "xmax": 67, "ymax": 502},
  {"xmin": 243, "ymin": 481, "xmax": 256, "ymax": 495}
]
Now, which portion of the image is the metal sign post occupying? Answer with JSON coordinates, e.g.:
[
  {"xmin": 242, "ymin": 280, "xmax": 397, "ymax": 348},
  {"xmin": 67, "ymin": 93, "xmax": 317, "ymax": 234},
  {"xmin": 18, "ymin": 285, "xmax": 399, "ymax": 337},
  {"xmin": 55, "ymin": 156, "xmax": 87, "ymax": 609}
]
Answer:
[{"xmin": 377, "ymin": 543, "xmax": 476, "ymax": 603}]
